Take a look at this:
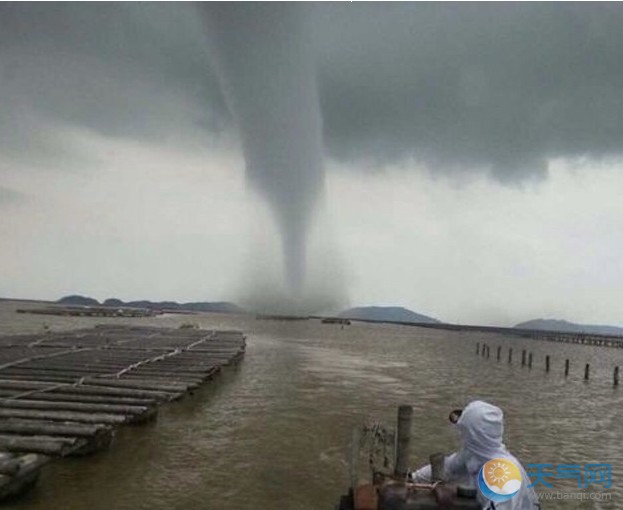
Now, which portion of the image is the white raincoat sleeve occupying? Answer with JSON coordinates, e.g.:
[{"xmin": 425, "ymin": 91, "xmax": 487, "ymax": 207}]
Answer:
[{"xmin": 411, "ymin": 452, "xmax": 468, "ymax": 483}]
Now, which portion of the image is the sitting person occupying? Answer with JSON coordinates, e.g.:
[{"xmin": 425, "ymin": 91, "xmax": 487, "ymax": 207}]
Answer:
[{"xmin": 410, "ymin": 400, "xmax": 540, "ymax": 509}]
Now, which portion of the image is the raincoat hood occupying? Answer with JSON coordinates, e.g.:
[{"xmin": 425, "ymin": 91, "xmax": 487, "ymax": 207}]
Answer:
[
  {"xmin": 456, "ymin": 400, "xmax": 509, "ymax": 461},
  {"xmin": 413, "ymin": 400, "xmax": 540, "ymax": 508}
]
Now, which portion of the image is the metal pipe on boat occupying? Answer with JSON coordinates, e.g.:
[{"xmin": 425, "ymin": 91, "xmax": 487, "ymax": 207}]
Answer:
[{"xmin": 394, "ymin": 405, "xmax": 413, "ymax": 478}]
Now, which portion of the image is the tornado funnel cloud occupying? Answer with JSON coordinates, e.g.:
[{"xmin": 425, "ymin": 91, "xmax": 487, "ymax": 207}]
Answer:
[
  {"xmin": 282, "ymin": 221, "xmax": 305, "ymax": 295},
  {"xmin": 202, "ymin": 4, "xmax": 324, "ymax": 295}
]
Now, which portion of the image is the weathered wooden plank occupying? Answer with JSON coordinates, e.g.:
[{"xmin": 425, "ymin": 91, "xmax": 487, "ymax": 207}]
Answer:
[
  {"xmin": 0, "ymin": 398, "xmax": 151, "ymax": 416},
  {"xmin": 118, "ymin": 373, "xmax": 205, "ymax": 384},
  {"xmin": 0, "ymin": 434, "xmax": 87, "ymax": 456},
  {"xmin": 0, "ymin": 380, "xmax": 174, "ymax": 401},
  {"xmin": 0, "ymin": 419, "xmax": 111, "ymax": 438},
  {"xmin": 0, "ymin": 389, "xmax": 155, "ymax": 406},
  {"xmin": 0, "ymin": 373, "xmax": 79, "ymax": 383},
  {"xmin": 83, "ymin": 378, "xmax": 194, "ymax": 392},
  {"xmin": 0, "ymin": 407, "xmax": 127, "ymax": 425},
  {"xmin": 0, "ymin": 347, "xmax": 93, "ymax": 371}
]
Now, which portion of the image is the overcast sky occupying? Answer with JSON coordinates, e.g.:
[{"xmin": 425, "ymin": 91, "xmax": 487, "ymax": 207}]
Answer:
[{"xmin": 2, "ymin": 3, "xmax": 623, "ymax": 326}]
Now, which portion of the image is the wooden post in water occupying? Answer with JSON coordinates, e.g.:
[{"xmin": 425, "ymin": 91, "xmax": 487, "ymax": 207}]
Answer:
[
  {"xmin": 545, "ymin": 355, "xmax": 550, "ymax": 372},
  {"xmin": 565, "ymin": 359, "xmax": 570, "ymax": 377},
  {"xmin": 350, "ymin": 426, "xmax": 360, "ymax": 491},
  {"xmin": 614, "ymin": 367, "xmax": 620, "ymax": 387},
  {"xmin": 430, "ymin": 452, "xmax": 446, "ymax": 482},
  {"xmin": 394, "ymin": 405, "xmax": 413, "ymax": 478},
  {"xmin": 521, "ymin": 350, "xmax": 526, "ymax": 367},
  {"xmin": 528, "ymin": 352, "xmax": 533, "ymax": 369},
  {"xmin": 486, "ymin": 345, "xmax": 490, "ymax": 359},
  {"xmin": 584, "ymin": 363, "xmax": 590, "ymax": 381},
  {"xmin": 476, "ymin": 343, "xmax": 480, "ymax": 355},
  {"xmin": 508, "ymin": 348, "xmax": 513, "ymax": 364},
  {"xmin": 496, "ymin": 346, "xmax": 501, "ymax": 362}
]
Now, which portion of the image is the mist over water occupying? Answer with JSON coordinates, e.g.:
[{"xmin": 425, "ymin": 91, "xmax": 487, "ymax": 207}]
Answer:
[
  {"xmin": 202, "ymin": 4, "xmax": 326, "ymax": 301},
  {"xmin": 236, "ymin": 193, "xmax": 348, "ymax": 315}
]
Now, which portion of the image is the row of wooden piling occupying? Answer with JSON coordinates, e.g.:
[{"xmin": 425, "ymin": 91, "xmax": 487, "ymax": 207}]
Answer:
[
  {"xmin": 0, "ymin": 325, "xmax": 246, "ymax": 501},
  {"xmin": 476, "ymin": 342, "xmax": 620, "ymax": 386}
]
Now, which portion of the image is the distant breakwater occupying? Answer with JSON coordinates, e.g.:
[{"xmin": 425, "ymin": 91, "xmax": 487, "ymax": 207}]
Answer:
[{"xmin": 345, "ymin": 319, "xmax": 623, "ymax": 349}]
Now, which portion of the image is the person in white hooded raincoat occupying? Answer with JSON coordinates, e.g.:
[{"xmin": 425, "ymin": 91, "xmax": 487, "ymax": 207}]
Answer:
[{"xmin": 410, "ymin": 400, "xmax": 540, "ymax": 509}]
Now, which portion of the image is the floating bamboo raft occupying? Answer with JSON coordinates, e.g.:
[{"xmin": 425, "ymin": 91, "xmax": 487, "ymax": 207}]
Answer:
[{"xmin": 0, "ymin": 325, "xmax": 246, "ymax": 501}]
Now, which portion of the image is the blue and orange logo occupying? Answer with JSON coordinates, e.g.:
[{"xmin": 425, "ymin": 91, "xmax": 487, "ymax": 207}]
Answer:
[{"xmin": 478, "ymin": 458, "xmax": 522, "ymax": 502}]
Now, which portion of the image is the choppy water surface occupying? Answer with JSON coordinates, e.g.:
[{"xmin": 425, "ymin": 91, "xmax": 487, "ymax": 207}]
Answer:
[{"xmin": 1, "ymin": 301, "xmax": 622, "ymax": 509}]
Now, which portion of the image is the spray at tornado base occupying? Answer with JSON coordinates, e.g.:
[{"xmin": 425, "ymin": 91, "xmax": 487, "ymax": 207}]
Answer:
[{"xmin": 202, "ymin": 4, "xmax": 324, "ymax": 300}]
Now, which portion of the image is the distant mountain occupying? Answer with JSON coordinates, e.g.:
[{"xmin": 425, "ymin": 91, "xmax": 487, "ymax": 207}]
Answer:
[
  {"xmin": 102, "ymin": 298, "xmax": 124, "ymax": 307},
  {"xmin": 339, "ymin": 306, "xmax": 441, "ymax": 324},
  {"xmin": 515, "ymin": 318, "xmax": 623, "ymax": 336},
  {"xmin": 123, "ymin": 300, "xmax": 181, "ymax": 310},
  {"xmin": 115, "ymin": 300, "xmax": 244, "ymax": 314},
  {"xmin": 169, "ymin": 302, "xmax": 244, "ymax": 314},
  {"xmin": 57, "ymin": 295, "xmax": 100, "ymax": 306},
  {"xmin": 58, "ymin": 296, "xmax": 244, "ymax": 314}
]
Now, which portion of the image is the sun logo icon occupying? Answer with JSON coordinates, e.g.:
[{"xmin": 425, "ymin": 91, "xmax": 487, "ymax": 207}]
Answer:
[
  {"xmin": 487, "ymin": 461, "xmax": 512, "ymax": 486},
  {"xmin": 478, "ymin": 458, "xmax": 522, "ymax": 502}
]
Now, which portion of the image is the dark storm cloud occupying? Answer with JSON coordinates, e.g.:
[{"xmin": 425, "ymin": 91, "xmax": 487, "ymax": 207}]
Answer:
[
  {"xmin": 313, "ymin": 3, "xmax": 623, "ymax": 181},
  {"xmin": 1, "ymin": 3, "xmax": 623, "ymax": 182},
  {"xmin": 0, "ymin": 2, "xmax": 226, "ymax": 167}
]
